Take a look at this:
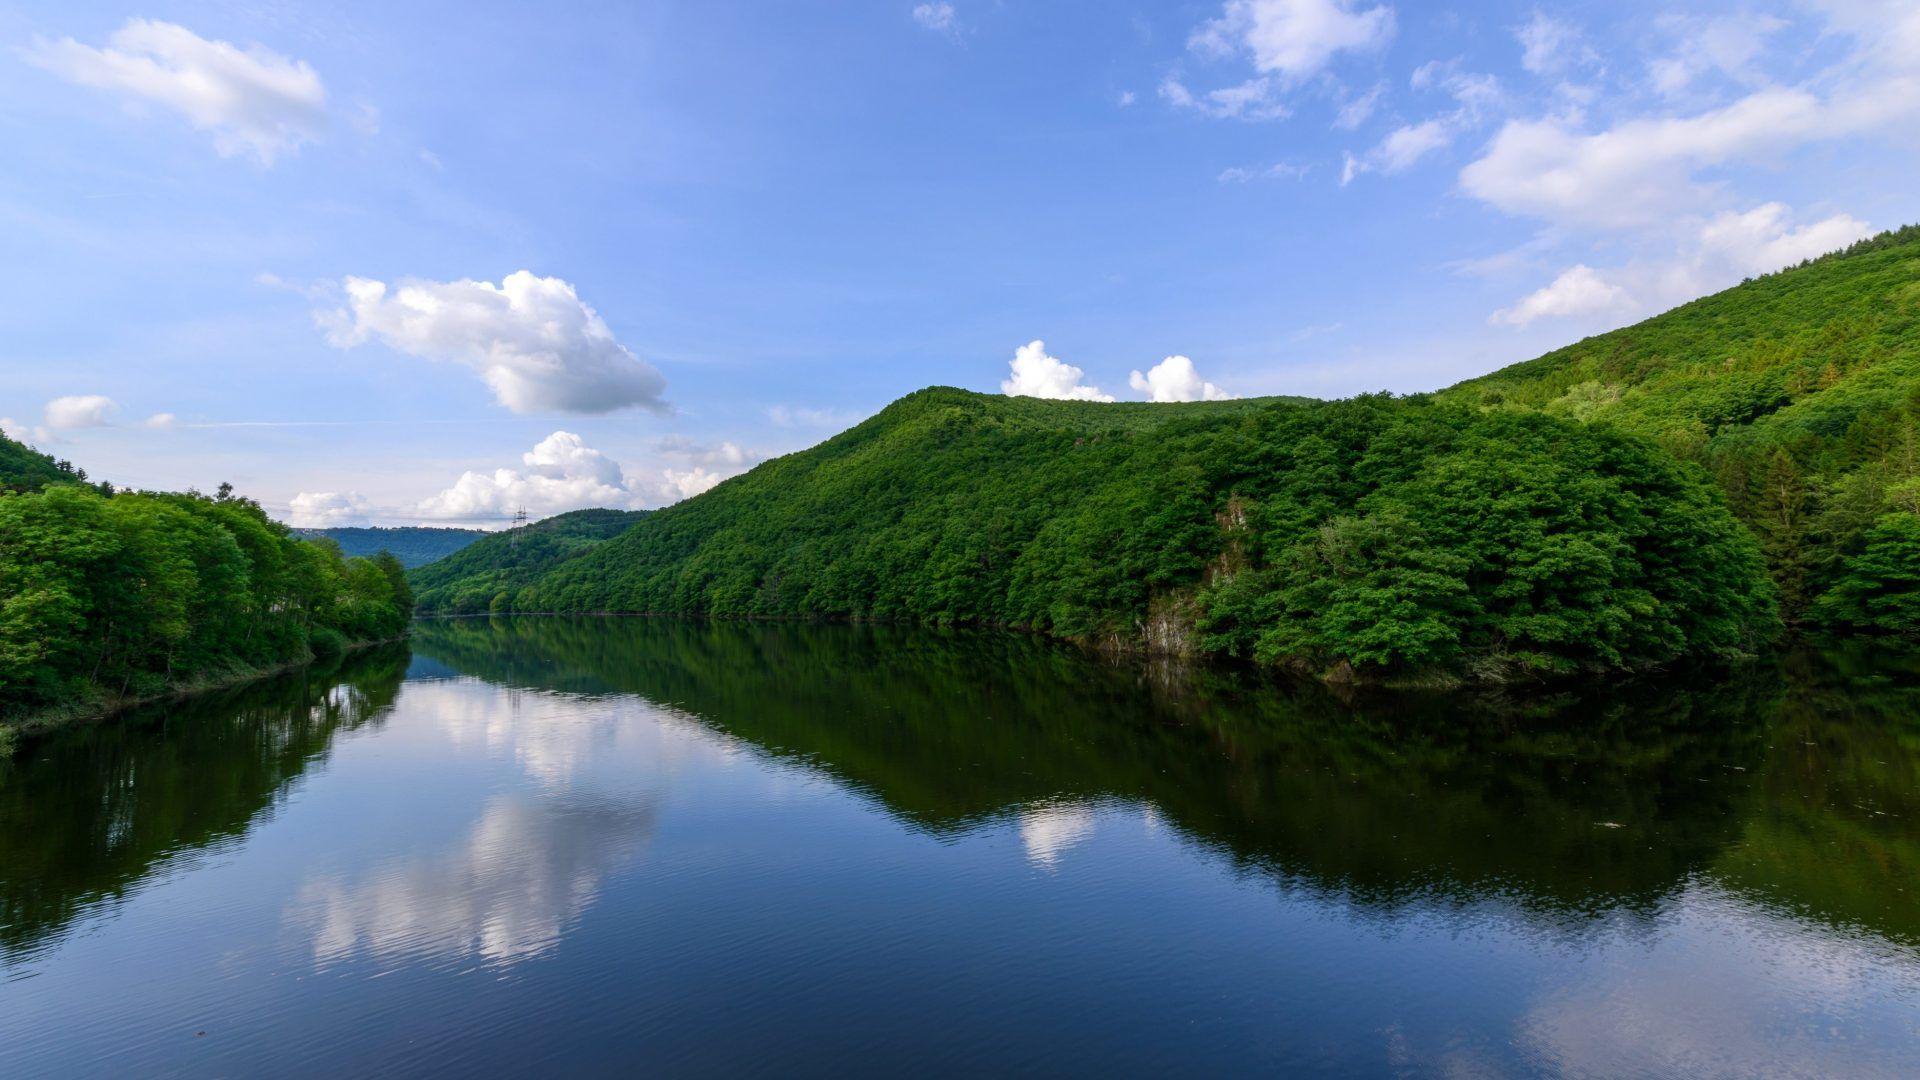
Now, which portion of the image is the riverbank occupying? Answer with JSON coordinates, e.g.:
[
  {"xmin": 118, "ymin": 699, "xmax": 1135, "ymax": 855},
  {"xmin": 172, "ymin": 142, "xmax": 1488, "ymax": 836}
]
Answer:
[{"xmin": 0, "ymin": 634, "xmax": 406, "ymax": 755}]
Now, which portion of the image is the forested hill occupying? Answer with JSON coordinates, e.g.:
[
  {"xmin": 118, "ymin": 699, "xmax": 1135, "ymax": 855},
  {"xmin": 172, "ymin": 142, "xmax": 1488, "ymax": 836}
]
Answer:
[
  {"xmin": 460, "ymin": 388, "xmax": 1775, "ymax": 684},
  {"xmin": 410, "ymin": 508, "xmax": 648, "ymax": 614},
  {"xmin": 0, "ymin": 428, "xmax": 96, "ymax": 494},
  {"xmin": 295, "ymin": 526, "xmax": 485, "ymax": 568},
  {"xmin": 1443, "ymin": 224, "xmax": 1920, "ymax": 630}
]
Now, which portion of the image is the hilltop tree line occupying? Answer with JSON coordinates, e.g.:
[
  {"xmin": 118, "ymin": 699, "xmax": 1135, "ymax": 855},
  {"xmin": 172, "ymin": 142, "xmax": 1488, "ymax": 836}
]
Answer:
[
  {"xmin": 485, "ymin": 391, "xmax": 1775, "ymax": 683},
  {"xmin": 1445, "ymin": 224, "xmax": 1920, "ymax": 636}
]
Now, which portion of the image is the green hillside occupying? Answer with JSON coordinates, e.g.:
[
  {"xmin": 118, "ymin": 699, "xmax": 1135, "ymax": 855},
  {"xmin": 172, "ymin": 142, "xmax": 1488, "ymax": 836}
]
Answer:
[
  {"xmin": 294, "ymin": 525, "xmax": 485, "ymax": 568},
  {"xmin": 472, "ymin": 389, "xmax": 1772, "ymax": 683},
  {"xmin": 0, "ymin": 428, "xmax": 94, "ymax": 494},
  {"xmin": 1444, "ymin": 226, "xmax": 1920, "ymax": 629},
  {"xmin": 410, "ymin": 508, "xmax": 648, "ymax": 614}
]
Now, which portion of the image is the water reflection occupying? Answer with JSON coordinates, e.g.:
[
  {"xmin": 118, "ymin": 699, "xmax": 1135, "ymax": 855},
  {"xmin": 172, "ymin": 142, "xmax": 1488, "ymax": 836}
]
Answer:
[
  {"xmin": 408, "ymin": 615, "xmax": 1918, "ymax": 946},
  {"xmin": 0, "ymin": 646, "xmax": 408, "ymax": 966},
  {"xmin": 293, "ymin": 791, "xmax": 655, "ymax": 967},
  {"xmin": 1, "ymin": 617, "xmax": 1915, "ymax": 1075}
]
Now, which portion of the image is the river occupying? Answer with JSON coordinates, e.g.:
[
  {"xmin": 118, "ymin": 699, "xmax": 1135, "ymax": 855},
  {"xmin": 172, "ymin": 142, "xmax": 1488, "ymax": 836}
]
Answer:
[{"xmin": 2, "ymin": 616, "xmax": 1916, "ymax": 1075}]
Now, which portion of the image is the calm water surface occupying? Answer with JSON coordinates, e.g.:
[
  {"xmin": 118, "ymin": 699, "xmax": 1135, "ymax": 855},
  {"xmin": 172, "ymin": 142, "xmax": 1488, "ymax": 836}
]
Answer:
[{"xmin": 3, "ymin": 616, "xmax": 1918, "ymax": 1076}]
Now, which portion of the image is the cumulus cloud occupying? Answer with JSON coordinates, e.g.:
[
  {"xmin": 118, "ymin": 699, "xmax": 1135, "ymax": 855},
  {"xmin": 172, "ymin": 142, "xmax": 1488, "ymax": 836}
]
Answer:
[
  {"xmin": 419, "ymin": 432, "xmax": 644, "ymax": 523},
  {"xmin": 320, "ymin": 271, "xmax": 669, "ymax": 415},
  {"xmin": 143, "ymin": 412, "xmax": 179, "ymax": 430},
  {"xmin": 1001, "ymin": 340, "xmax": 1114, "ymax": 402},
  {"xmin": 43, "ymin": 395, "xmax": 120, "ymax": 429},
  {"xmin": 416, "ymin": 430, "xmax": 754, "ymax": 525},
  {"xmin": 911, "ymin": 3, "xmax": 957, "ymax": 33},
  {"xmin": 26, "ymin": 19, "xmax": 327, "ymax": 164},
  {"xmin": 1129, "ymin": 356, "xmax": 1234, "ymax": 402},
  {"xmin": 1490, "ymin": 265, "xmax": 1633, "ymax": 327},
  {"xmin": 289, "ymin": 491, "xmax": 371, "ymax": 528}
]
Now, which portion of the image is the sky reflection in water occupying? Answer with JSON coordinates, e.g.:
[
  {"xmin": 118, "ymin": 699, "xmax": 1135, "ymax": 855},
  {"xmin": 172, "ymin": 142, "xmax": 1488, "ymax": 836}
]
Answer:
[{"xmin": 1, "ymin": 617, "xmax": 1916, "ymax": 1076}]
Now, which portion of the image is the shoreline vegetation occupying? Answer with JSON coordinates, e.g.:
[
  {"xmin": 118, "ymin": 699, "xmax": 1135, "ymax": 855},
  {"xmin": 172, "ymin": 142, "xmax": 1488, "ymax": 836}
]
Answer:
[
  {"xmin": 419, "ymin": 394, "xmax": 1781, "ymax": 685},
  {"xmin": 0, "ymin": 633, "xmax": 403, "ymax": 754},
  {"xmin": 0, "ymin": 475, "xmax": 415, "ymax": 753}
]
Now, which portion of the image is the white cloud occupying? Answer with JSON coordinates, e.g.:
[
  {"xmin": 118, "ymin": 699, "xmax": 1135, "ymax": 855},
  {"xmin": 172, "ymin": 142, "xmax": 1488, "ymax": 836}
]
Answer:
[
  {"xmin": 1160, "ymin": 74, "xmax": 1293, "ymax": 121},
  {"xmin": 911, "ymin": 3, "xmax": 957, "ymax": 33},
  {"xmin": 416, "ymin": 430, "xmax": 753, "ymax": 525},
  {"xmin": 1695, "ymin": 203, "xmax": 1872, "ymax": 278},
  {"xmin": 321, "ymin": 271, "xmax": 669, "ymax": 416},
  {"xmin": 1193, "ymin": 0, "xmax": 1395, "ymax": 83},
  {"xmin": 1344, "ymin": 65, "xmax": 1498, "ymax": 182},
  {"xmin": 1490, "ymin": 264, "xmax": 1633, "ymax": 327},
  {"xmin": 289, "ymin": 491, "xmax": 371, "ymax": 528},
  {"xmin": 26, "ymin": 19, "xmax": 327, "ymax": 164},
  {"xmin": 1514, "ymin": 11, "xmax": 1596, "ymax": 76},
  {"xmin": 143, "ymin": 412, "xmax": 179, "ymax": 430},
  {"xmin": 1345, "ymin": 118, "xmax": 1452, "ymax": 182},
  {"xmin": 1333, "ymin": 82, "xmax": 1385, "ymax": 129},
  {"xmin": 419, "ymin": 431, "xmax": 643, "ymax": 523},
  {"xmin": 1129, "ymin": 355, "xmax": 1234, "ymax": 402},
  {"xmin": 1489, "ymin": 204, "xmax": 1871, "ymax": 329},
  {"xmin": 1170, "ymin": 0, "xmax": 1393, "ymax": 122},
  {"xmin": 1001, "ymin": 340, "xmax": 1114, "ymax": 402},
  {"xmin": 1646, "ymin": 14, "xmax": 1786, "ymax": 97},
  {"xmin": 660, "ymin": 468, "xmax": 726, "ymax": 501},
  {"xmin": 43, "ymin": 394, "xmax": 120, "ymax": 429},
  {"xmin": 1116, "ymin": 90, "xmax": 1137, "ymax": 107},
  {"xmin": 1461, "ymin": 90, "xmax": 1826, "ymax": 230}
]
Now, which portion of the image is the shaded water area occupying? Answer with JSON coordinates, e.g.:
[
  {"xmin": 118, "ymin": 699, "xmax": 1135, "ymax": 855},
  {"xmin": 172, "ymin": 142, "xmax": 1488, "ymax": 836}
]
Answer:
[{"xmin": 2, "ymin": 616, "xmax": 1917, "ymax": 1076}]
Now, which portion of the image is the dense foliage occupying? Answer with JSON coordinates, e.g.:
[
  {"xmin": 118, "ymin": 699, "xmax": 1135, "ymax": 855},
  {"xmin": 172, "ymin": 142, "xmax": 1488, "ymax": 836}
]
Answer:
[
  {"xmin": 410, "ymin": 508, "xmax": 648, "ymax": 614},
  {"xmin": 293, "ymin": 525, "xmax": 486, "ymax": 568},
  {"xmin": 474, "ymin": 391, "xmax": 1773, "ymax": 681},
  {"xmin": 0, "ymin": 484, "xmax": 412, "ymax": 724},
  {"xmin": 1444, "ymin": 225, "xmax": 1920, "ymax": 630},
  {"xmin": 0, "ymin": 428, "xmax": 105, "ymax": 495}
]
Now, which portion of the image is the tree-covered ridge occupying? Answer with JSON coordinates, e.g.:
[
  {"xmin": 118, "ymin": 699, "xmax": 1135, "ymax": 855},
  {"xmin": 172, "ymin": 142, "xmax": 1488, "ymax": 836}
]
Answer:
[
  {"xmin": 1443, "ymin": 224, "xmax": 1920, "ymax": 626},
  {"xmin": 294, "ymin": 525, "xmax": 485, "ymax": 568},
  {"xmin": 0, "ymin": 484, "xmax": 413, "ymax": 731},
  {"xmin": 410, "ymin": 508, "xmax": 648, "ymax": 614},
  {"xmin": 493, "ymin": 391, "xmax": 1773, "ymax": 682},
  {"xmin": 0, "ymin": 428, "xmax": 98, "ymax": 495}
]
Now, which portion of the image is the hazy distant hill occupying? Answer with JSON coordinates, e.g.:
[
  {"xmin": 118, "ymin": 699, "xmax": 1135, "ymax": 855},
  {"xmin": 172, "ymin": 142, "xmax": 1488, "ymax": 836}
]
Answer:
[
  {"xmin": 409, "ymin": 508, "xmax": 649, "ymax": 613},
  {"xmin": 295, "ymin": 526, "xmax": 486, "ymax": 568}
]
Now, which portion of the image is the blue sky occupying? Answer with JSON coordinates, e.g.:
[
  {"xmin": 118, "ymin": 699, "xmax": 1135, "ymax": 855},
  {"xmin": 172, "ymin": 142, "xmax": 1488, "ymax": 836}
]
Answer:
[{"xmin": 3, "ymin": 1, "xmax": 1917, "ymax": 526}]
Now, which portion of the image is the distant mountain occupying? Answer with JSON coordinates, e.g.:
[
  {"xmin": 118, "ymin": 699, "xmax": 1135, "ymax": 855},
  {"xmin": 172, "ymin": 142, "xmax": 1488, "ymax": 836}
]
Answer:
[
  {"xmin": 409, "ymin": 508, "xmax": 649, "ymax": 613},
  {"xmin": 0, "ymin": 427, "xmax": 93, "ymax": 494},
  {"xmin": 440, "ymin": 387, "xmax": 1772, "ymax": 683},
  {"xmin": 1444, "ymin": 224, "xmax": 1920, "ymax": 624},
  {"xmin": 294, "ymin": 526, "xmax": 487, "ymax": 568}
]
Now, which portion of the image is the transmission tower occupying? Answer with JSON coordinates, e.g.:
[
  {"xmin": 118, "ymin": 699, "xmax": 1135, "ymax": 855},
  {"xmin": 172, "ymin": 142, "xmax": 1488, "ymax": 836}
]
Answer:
[{"xmin": 510, "ymin": 506, "xmax": 528, "ymax": 550}]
